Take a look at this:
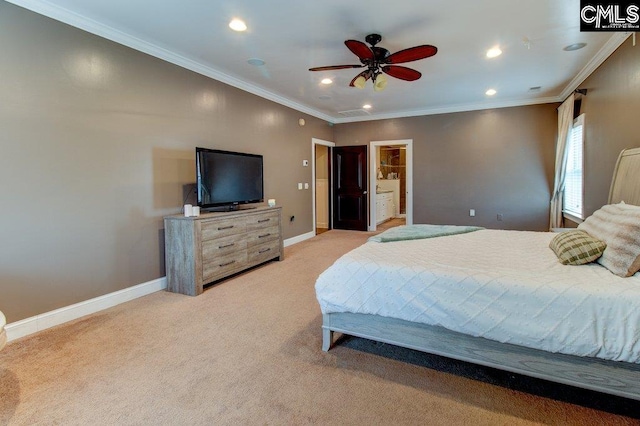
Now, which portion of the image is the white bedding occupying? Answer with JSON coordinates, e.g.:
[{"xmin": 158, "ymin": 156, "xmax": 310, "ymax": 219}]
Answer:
[{"xmin": 315, "ymin": 229, "xmax": 640, "ymax": 363}]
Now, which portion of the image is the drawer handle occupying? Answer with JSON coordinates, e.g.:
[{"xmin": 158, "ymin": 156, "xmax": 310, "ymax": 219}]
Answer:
[
  {"xmin": 258, "ymin": 233, "xmax": 271, "ymax": 238},
  {"xmin": 219, "ymin": 260, "xmax": 236, "ymax": 267},
  {"xmin": 218, "ymin": 225, "xmax": 234, "ymax": 230},
  {"xmin": 257, "ymin": 219, "xmax": 270, "ymax": 223},
  {"xmin": 219, "ymin": 243, "xmax": 235, "ymax": 249},
  {"xmin": 258, "ymin": 248, "xmax": 271, "ymax": 254}
]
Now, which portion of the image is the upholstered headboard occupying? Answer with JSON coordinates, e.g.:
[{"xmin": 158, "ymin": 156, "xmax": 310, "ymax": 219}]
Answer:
[{"xmin": 608, "ymin": 147, "xmax": 640, "ymax": 205}]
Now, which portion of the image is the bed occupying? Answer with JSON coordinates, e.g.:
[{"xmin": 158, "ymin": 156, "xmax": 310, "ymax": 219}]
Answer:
[{"xmin": 315, "ymin": 147, "xmax": 640, "ymax": 401}]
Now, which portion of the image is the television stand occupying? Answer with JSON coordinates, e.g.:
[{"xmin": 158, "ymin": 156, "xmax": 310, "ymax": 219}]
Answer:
[{"xmin": 164, "ymin": 206, "xmax": 283, "ymax": 296}]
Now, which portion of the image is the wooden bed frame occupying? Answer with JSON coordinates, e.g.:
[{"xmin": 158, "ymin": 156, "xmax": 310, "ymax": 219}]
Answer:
[{"xmin": 321, "ymin": 147, "xmax": 640, "ymax": 401}]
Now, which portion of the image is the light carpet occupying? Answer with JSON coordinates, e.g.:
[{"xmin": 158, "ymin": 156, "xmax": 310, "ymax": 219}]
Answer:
[{"xmin": 0, "ymin": 229, "xmax": 638, "ymax": 425}]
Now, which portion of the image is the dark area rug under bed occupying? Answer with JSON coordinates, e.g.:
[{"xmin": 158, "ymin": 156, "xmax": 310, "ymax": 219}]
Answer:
[{"xmin": 339, "ymin": 335, "xmax": 640, "ymax": 419}]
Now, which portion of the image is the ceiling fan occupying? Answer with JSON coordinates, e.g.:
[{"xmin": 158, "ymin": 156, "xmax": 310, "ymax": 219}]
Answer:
[{"xmin": 309, "ymin": 34, "xmax": 437, "ymax": 91}]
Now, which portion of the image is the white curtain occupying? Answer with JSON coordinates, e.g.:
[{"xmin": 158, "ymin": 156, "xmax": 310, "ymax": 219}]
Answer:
[{"xmin": 549, "ymin": 94, "xmax": 575, "ymax": 229}]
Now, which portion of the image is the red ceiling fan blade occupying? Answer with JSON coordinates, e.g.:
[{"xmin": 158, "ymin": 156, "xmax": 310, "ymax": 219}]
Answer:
[
  {"xmin": 385, "ymin": 45, "xmax": 437, "ymax": 64},
  {"xmin": 309, "ymin": 64, "xmax": 364, "ymax": 71},
  {"xmin": 349, "ymin": 70, "xmax": 371, "ymax": 87},
  {"xmin": 345, "ymin": 40, "xmax": 374, "ymax": 61},
  {"xmin": 382, "ymin": 65, "xmax": 422, "ymax": 81}
]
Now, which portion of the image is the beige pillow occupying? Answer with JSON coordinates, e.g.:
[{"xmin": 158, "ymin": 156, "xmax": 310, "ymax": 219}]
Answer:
[
  {"xmin": 578, "ymin": 203, "xmax": 640, "ymax": 277},
  {"xmin": 549, "ymin": 230, "xmax": 606, "ymax": 265}
]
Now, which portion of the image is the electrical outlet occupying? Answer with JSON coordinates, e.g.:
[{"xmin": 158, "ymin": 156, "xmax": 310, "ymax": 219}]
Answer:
[
  {"xmin": 497, "ymin": 213, "xmax": 503, "ymax": 221},
  {"xmin": 469, "ymin": 209, "xmax": 475, "ymax": 217},
  {"xmin": 298, "ymin": 183, "xmax": 303, "ymax": 190},
  {"xmin": 290, "ymin": 215, "xmax": 295, "ymax": 222}
]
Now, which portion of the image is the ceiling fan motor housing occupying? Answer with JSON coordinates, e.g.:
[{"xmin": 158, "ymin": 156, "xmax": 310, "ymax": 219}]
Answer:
[
  {"xmin": 372, "ymin": 47, "xmax": 390, "ymax": 62},
  {"xmin": 365, "ymin": 33, "xmax": 382, "ymax": 46}
]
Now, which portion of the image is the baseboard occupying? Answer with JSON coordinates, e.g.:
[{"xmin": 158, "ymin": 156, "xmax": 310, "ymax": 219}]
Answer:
[
  {"xmin": 284, "ymin": 231, "xmax": 315, "ymax": 247},
  {"xmin": 5, "ymin": 232, "xmax": 314, "ymax": 342},
  {"xmin": 5, "ymin": 277, "xmax": 167, "ymax": 342}
]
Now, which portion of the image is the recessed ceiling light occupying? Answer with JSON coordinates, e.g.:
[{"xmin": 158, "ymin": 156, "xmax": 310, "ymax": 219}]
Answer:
[
  {"xmin": 362, "ymin": 104, "xmax": 372, "ymax": 109},
  {"xmin": 563, "ymin": 43, "xmax": 587, "ymax": 51},
  {"xmin": 229, "ymin": 19, "xmax": 247, "ymax": 32},
  {"xmin": 247, "ymin": 58, "xmax": 265, "ymax": 66},
  {"xmin": 486, "ymin": 46, "xmax": 502, "ymax": 58},
  {"xmin": 485, "ymin": 89, "xmax": 497, "ymax": 96},
  {"xmin": 321, "ymin": 78, "xmax": 333, "ymax": 85}
]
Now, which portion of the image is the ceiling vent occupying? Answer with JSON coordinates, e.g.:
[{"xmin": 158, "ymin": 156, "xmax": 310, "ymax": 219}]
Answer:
[{"xmin": 337, "ymin": 108, "xmax": 371, "ymax": 117}]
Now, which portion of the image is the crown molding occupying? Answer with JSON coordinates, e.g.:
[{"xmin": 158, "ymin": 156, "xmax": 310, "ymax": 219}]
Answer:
[
  {"xmin": 558, "ymin": 32, "xmax": 632, "ymax": 101},
  {"xmin": 6, "ymin": 0, "xmax": 628, "ymax": 125},
  {"xmin": 5, "ymin": 0, "xmax": 336, "ymax": 123},
  {"xmin": 332, "ymin": 96, "xmax": 562, "ymax": 124}
]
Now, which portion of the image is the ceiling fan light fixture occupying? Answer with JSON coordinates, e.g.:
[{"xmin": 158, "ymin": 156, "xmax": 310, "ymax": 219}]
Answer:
[
  {"xmin": 353, "ymin": 76, "xmax": 367, "ymax": 89},
  {"xmin": 374, "ymin": 73, "xmax": 387, "ymax": 92},
  {"xmin": 321, "ymin": 78, "xmax": 333, "ymax": 85}
]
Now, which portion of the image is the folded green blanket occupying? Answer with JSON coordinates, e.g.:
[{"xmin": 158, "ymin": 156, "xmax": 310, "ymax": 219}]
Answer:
[{"xmin": 369, "ymin": 224, "xmax": 484, "ymax": 243}]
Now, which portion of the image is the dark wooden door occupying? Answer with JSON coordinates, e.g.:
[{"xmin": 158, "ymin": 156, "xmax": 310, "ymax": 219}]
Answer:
[{"xmin": 332, "ymin": 146, "xmax": 368, "ymax": 231}]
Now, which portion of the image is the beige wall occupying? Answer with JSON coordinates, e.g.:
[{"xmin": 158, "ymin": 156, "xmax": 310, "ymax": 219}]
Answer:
[
  {"xmin": 2, "ymin": 3, "xmax": 637, "ymax": 324},
  {"xmin": 0, "ymin": 3, "xmax": 331, "ymax": 322},
  {"xmin": 335, "ymin": 105, "xmax": 559, "ymax": 231},
  {"xmin": 579, "ymin": 38, "xmax": 640, "ymax": 217}
]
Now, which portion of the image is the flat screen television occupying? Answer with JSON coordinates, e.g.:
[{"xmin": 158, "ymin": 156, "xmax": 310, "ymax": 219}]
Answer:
[{"xmin": 196, "ymin": 147, "xmax": 264, "ymax": 211}]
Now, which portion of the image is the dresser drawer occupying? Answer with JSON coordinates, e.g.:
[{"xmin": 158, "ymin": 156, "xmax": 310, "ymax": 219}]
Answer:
[
  {"xmin": 202, "ymin": 250, "xmax": 248, "ymax": 283},
  {"xmin": 165, "ymin": 207, "xmax": 283, "ymax": 296},
  {"xmin": 246, "ymin": 210, "xmax": 280, "ymax": 231},
  {"xmin": 248, "ymin": 239, "xmax": 281, "ymax": 264},
  {"xmin": 246, "ymin": 225, "xmax": 280, "ymax": 246},
  {"xmin": 201, "ymin": 217, "xmax": 248, "ymax": 241},
  {"xmin": 202, "ymin": 234, "xmax": 248, "ymax": 258}
]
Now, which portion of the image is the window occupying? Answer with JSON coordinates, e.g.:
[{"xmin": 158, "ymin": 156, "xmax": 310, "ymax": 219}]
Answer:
[{"xmin": 563, "ymin": 114, "xmax": 585, "ymax": 220}]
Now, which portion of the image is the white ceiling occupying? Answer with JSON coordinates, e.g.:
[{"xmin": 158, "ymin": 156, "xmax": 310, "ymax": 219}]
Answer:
[{"xmin": 9, "ymin": 0, "xmax": 629, "ymax": 123}]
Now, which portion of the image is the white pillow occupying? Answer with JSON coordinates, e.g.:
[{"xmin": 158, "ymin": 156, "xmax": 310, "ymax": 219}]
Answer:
[{"xmin": 578, "ymin": 203, "xmax": 640, "ymax": 277}]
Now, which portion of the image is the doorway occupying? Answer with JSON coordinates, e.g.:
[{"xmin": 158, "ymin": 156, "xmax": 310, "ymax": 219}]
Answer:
[
  {"xmin": 369, "ymin": 139, "xmax": 413, "ymax": 231},
  {"xmin": 312, "ymin": 138, "xmax": 335, "ymax": 235}
]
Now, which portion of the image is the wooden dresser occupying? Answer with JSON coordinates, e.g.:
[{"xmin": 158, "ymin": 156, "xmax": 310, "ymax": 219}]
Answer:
[{"xmin": 164, "ymin": 206, "xmax": 283, "ymax": 296}]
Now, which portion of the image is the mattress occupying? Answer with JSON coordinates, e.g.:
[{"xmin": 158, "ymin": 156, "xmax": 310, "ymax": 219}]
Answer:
[{"xmin": 315, "ymin": 229, "xmax": 640, "ymax": 363}]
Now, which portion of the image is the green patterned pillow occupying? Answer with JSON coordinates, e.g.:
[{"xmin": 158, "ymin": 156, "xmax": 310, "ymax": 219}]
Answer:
[{"xmin": 549, "ymin": 230, "xmax": 606, "ymax": 265}]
